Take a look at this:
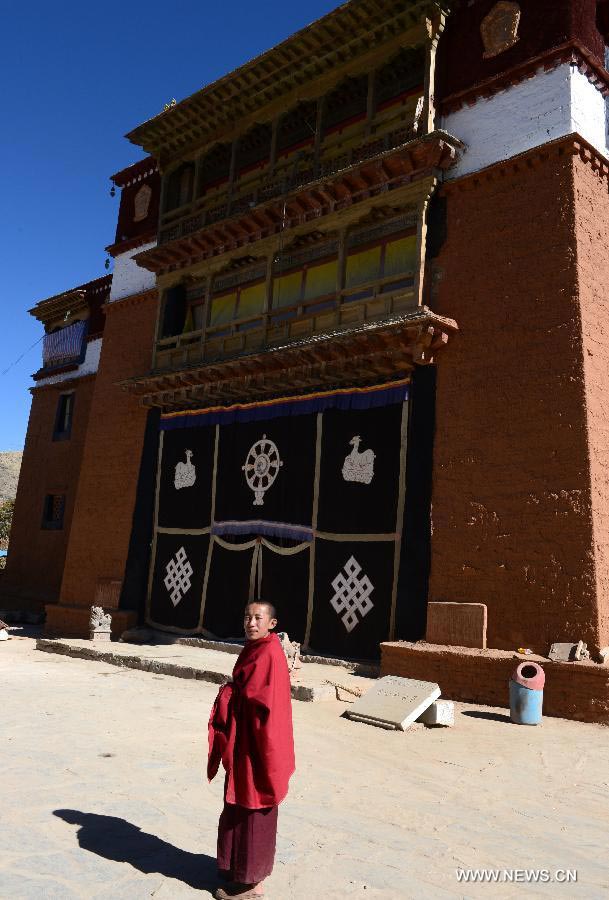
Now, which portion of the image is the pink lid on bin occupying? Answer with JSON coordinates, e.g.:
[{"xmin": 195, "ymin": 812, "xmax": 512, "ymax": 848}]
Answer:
[{"xmin": 511, "ymin": 662, "xmax": 545, "ymax": 691}]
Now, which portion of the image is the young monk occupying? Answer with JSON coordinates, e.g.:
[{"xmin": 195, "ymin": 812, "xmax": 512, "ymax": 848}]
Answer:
[{"xmin": 208, "ymin": 601, "xmax": 295, "ymax": 899}]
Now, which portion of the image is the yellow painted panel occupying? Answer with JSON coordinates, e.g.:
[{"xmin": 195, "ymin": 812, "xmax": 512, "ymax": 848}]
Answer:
[
  {"xmin": 345, "ymin": 246, "xmax": 382, "ymax": 288},
  {"xmin": 273, "ymin": 271, "xmax": 303, "ymax": 308},
  {"xmin": 304, "ymin": 259, "xmax": 337, "ymax": 301},
  {"xmin": 210, "ymin": 291, "xmax": 237, "ymax": 326},
  {"xmin": 238, "ymin": 282, "xmax": 266, "ymax": 319},
  {"xmin": 182, "ymin": 307, "xmax": 194, "ymax": 334},
  {"xmin": 384, "ymin": 235, "xmax": 417, "ymax": 277}
]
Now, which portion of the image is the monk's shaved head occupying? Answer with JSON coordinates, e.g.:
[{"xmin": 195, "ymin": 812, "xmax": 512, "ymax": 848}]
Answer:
[{"xmin": 245, "ymin": 600, "xmax": 277, "ymax": 619}]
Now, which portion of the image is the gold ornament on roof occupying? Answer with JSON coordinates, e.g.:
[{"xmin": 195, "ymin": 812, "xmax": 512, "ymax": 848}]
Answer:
[{"xmin": 481, "ymin": 2, "xmax": 521, "ymax": 59}]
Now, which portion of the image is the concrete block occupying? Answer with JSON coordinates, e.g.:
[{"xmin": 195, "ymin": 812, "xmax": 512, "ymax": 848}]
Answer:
[
  {"xmin": 418, "ymin": 700, "xmax": 455, "ymax": 727},
  {"xmin": 549, "ymin": 641, "xmax": 590, "ymax": 662},
  {"xmin": 346, "ymin": 675, "xmax": 440, "ymax": 730},
  {"xmin": 426, "ymin": 602, "xmax": 487, "ymax": 649}
]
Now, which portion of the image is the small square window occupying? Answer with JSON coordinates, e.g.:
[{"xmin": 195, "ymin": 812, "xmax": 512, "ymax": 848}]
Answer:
[
  {"xmin": 41, "ymin": 494, "xmax": 65, "ymax": 530},
  {"xmin": 53, "ymin": 393, "xmax": 75, "ymax": 441}
]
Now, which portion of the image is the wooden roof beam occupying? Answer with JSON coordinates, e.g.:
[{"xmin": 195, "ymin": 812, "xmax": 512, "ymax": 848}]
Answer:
[{"xmin": 189, "ymin": 235, "xmax": 211, "ymax": 253}]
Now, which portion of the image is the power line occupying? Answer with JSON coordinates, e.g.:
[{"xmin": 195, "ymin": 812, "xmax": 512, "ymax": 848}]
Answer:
[{"xmin": 1, "ymin": 335, "xmax": 44, "ymax": 377}]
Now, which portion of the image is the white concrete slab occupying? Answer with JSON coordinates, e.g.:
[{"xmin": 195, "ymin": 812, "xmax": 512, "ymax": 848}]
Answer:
[{"xmin": 346, "ymin": 675, "xmax": 440, "ymax": 730}]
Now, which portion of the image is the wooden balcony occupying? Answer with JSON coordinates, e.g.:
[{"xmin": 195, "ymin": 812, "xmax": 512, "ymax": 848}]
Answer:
[
  {"xmin": 136, "ymin": 131, "xmax": 462, "ymax": 280},
  {"xmin": 122, "ymin": 305, "xmax": 458, "ymax": 410},
  {"xmin": 155, "ymin": 277, "xmax": 418, "ymax": 373},
  {"xmin": 157, "ymin": 121, "xmax": 421, "ymax": 248}
]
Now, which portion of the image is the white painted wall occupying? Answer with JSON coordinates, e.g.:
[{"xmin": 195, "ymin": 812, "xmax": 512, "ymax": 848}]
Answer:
[
  {"xmin": 35, "ymin": 337, "xmax": 102, "ymax": 387},
  {"xmin": 108, "ymin": 241, "xmax": 157, "ymax": 303},
  {"xmin": 443, "ymin": 64, "xmax": 608, "ymax": 179},
  {"xmin": 570, "ymin": 66, "xmax": 608, "ymax": 153}
]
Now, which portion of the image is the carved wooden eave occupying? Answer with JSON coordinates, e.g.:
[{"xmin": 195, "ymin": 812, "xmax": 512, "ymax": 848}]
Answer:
[
  {"xmin": 29, "ymin": 275, "xmax": 112, "ymax": 325},
  {"xmin": 120, "ymin": 306, "xmax": 457, "ymax": 409},
  {"xmin": 126, "ymin": 0, "xmax": 449, "ymax": 165},
  {"xmin": 134, "ymin": 131, "xmax": 461, "ymax": 280},
  {"xmin": 110, "ymin": 156, "xmax": 158, "ymax": 189}
]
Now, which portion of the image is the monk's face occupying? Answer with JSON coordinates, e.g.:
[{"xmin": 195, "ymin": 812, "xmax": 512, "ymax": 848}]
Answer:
[{"xmin": 244, "ymin": 603, "xmax": 277, "ymax": 641}]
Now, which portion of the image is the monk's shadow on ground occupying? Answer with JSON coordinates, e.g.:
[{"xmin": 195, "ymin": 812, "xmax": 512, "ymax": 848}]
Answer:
[{"xmin": 53, "ymin": 809, "xmax": 217, "ymax": 892}]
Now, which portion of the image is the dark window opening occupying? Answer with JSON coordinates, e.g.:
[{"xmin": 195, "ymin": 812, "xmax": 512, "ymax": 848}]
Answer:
[
  {"xmin": 323, "ymin": 75, "xmax": 369, "ymax": 136},
  {"xmin": 53, "ymin": 392, "xmax": 75, "ymax": 441},
  {"xmin": 41, "ymin": 494, "xmax": 65, "ymax": 531},
  {"xmin": 277, "ymin": 101, "xmax": 317, "ymax": 155},
  {"xmin": 375, "ymin": 46, "xmax": 425, "ymax": 110},
  {"xmin": 161, "ymin": 285, "xmax": 187, "ymax": 338},
  {"xmin": 235, "ymin": 123, "xmax": 272, "ymax": 177},
  {"xmin": 199, "ymin": 143, "xmax": 232, "ymax": 194},
  {"xmin": 164, "ymin": 164, "xmax": 195, "ymax": 212}
]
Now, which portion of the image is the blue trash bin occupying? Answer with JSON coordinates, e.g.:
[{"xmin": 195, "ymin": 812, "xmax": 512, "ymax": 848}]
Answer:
[{"xmin": 509, "ymin": 662, "xmax": 545, "ymax": 725}]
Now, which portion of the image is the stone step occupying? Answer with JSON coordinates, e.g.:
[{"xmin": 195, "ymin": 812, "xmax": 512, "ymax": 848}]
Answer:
[{"xmin": 35, "ymin": 638, "xmax": 373, "ymax": 702}]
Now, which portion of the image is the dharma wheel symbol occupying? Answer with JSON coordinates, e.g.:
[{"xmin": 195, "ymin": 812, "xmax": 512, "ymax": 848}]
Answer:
[{"xmin": 242, "ymin": 434, "xmax": 283, "ymax": 506}]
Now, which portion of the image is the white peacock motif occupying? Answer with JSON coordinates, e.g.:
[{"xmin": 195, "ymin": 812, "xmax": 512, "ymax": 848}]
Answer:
[
  {"xmin": 174, "ymin": 449, "xmax": 196, "ymax": 490},
  {"xmin": 342, "ymin": 435, "xmax": 375, "ymax": 485},
  {"xmin": 242, "ymin": 434, "xmax": 283, "ymax": 505}
]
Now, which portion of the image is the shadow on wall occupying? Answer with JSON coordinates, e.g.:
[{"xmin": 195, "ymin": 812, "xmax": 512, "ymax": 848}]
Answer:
[{"xmin": 53, "ymin": 809, "xmax": 217, "ymax": 893}]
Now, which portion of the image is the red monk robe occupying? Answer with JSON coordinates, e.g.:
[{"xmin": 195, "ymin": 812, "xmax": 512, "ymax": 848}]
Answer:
[{"xmin": 208, "ymin": 629, "xmax": 295, "ymax": 893}]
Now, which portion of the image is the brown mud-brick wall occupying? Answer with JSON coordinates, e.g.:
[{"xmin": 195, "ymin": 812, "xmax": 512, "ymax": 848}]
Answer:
[
  {"xmin": 1, "ymin": 377, "xmax": 95, "ymax": 610},
  {"xmin": 55, "ymin": 291, "xmax": 157, "ymax": 626},
  {"xmin": 381, "ymin": 641, "xmax": 609, "ymax": 724},
  {"xmin": 573, "ymin": 150, "xmax": 609, "ymax": 652},
  {"xmin": 429, "ymin": 139, "xmax": 606, "ymax": 655}
]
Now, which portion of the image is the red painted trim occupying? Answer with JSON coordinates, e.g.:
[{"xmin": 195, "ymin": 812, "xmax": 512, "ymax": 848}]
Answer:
[
  {"xmin": 377, "ymin": 85, "xmax": 423, "ymax": 113},
  {"xmin": 324, "ymin": 111, "xmax": 367, "ymax": 137},
  {"xmin": 237, "ymin": 157, "xmax": 270, "ymax": 179},
  {"xmin": 201, "ymin": 175, "xmax": 230, "ymax": 193},
  {"xmin": 278, "ymin": 136, "xmax": 315, "ymax": 159},
  {"xmin": 106, "ymin": 231, "xmax": 156, "ymax": 258}
]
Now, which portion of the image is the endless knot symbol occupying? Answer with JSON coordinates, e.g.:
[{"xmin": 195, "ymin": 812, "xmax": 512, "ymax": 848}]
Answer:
[
  {"xmin": 164, "ymin": 546, "xmax": 193, "ymax": 607},
  {"xmin": 330, "ymin": 556, "xmax": 375, "ymax": 633}
]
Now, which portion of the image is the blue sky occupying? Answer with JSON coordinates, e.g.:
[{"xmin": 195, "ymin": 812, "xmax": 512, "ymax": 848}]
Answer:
[{"xmin": 0, "ymin": 0, "xmax": 339, "ymax": 450}]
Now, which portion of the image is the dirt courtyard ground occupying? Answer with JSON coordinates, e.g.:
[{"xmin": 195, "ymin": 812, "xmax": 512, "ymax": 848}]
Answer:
[{"xmin": 1, "ymin": 633, "xmax": 608, "ymax": 899}]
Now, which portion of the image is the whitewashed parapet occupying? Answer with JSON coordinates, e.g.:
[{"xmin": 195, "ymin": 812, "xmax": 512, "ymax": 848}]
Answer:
[
  {"xmin": 109, "ymin": 241, "xmax": 157, "ymax": 304},
  {"xmin": 443, "ymin": 63, "xmax": 609, "ymax": 179}
]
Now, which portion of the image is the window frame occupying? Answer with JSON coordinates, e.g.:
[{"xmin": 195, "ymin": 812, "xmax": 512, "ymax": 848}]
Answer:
[
  {"xmin": 272, "ymin": 251, "xmax": 339, "ymax": 310},
  {"xmin": 342, "ymin": 228, "xmax": 418, "ymax": 302},
  {"xmin": 41, "ymin": 494, "xmax": 66, "ymax": 531},
  {"xmin": 53, "ymin": 391, "xmax": 75, "ymax": 442}
]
